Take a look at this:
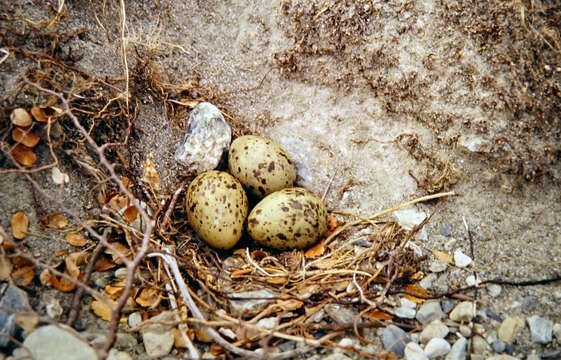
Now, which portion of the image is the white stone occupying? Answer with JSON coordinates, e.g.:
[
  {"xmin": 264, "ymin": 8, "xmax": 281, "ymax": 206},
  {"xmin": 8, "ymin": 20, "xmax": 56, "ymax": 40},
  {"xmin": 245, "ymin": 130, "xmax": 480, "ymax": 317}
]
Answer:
[
  {"xmin": 553, "ymin": 323, "xmax": 561, "ymax": 340},
  {"xmin": 394, "ymin": 206, "xmax": 428, "ymax": 240},
  {"xmin": 128, "ymin": 311, "xmax": 142, "ymax": 328},
  {"xmin": 424, "ymin": 338, "xmax": 451, "ymax": 358},
  {"xmin": 420, "ymin": 320, "xmax": 449, "ymax": 343},
  {"xmin": 256, "ymin": 317, "xmax": 278, "ymax": 329},
  {"xmin": 395, "ymin": 306, "xmax": 416, "ymax": 319},
  {"xmin": 459, "ymin": 325, "xmax": 472, "ymax": 338},
  {"xmin": 444, "ymin": 238, "xmax": 457, "ymax": 250},
  {"xmin": 429, "ymin": 261, "xmax": 447, "ymax": 273},
  {"xmin": 527, "ymin": 315, "xmax": 553, "ymax": 344},
  {"xmin": 140, "ymin": 312, "xmax": 175, "ymax": 357},
  {"xmin": 107, "ymin": 350, "xmax": 132, "ymax": 360},
  {"xmin": 229, "ymin": 289, "xmax": 278, "ymax": 317},
  {"xmin": 22, "ymin": 325, "xmax": 97, "ymax": 360},
  {"xmin": 405, "ymin": 342, "xmax": 428, "ymax": 360},
  {"xmin": 487, "ymin": 284, "xmax": 502, "ymax": 297},
  {"xmin": 175, "ymin": 102, "xmax": 231, "ymax": 174},
  {"xmin": 46, "ymin": 298, "xmax": 63, "ymax": 319},
  {"xmin": 449, "ymin": 301, "xmax": 475, "ymax": 322},
  {"xmin": 401, "ymin": 298, "xmax": 417, "ymax": 309},
  {"xmin": 416, "ymin": 301, "xmax": 444, "ymax": 324},
  {"xmin": 445, "ymin": 337, "xmax": 466, "ymax": 360},
  {"xmin": 338, "ymin": 338, "xmax": 354, "ymax": 347},
  {"xmin": 51, "ymin": 167, "xmax": 70, "ymax": 185},
  {"xmin": 465, "ymin": 275, "xmax": 481, "ymax": 287},
  {"xmin": 453, "ymin": 250, "xmax": 472, "ymax": 268}
]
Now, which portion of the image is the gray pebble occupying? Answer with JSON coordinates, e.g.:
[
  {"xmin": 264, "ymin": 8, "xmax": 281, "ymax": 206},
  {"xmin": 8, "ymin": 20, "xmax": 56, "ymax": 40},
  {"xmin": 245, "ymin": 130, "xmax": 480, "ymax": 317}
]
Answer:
[
  {"xmin": 485, "ymin": 309, "xmax": 503, "ymax": 323},
  {"xmin": 459, "ymin": 325, "xmax": 472, "ymax": 338},
  {"xmin": 382, "ymin": 324, "xmax": 409, "ymax": 357},
  {"xmin": 424, "ymin": 338, "xmax": 450, "ymax": 358},
  {"xmin": 420, "ymin": 320, "xmax": 449, "ymax": 343},
  {"xmin": 279, "ymin": 341, "xmax": 296, "ymax": 352},
  {"xmin": 0, "ymin": 284, "xmax": 31, "ymax": 347},
  {"xmin": 541, "ymin": 350, "xmax": 561, "ymax": 360},
  {"xmin": 445, "ymin": 337, "xmax": 466, "ymax": 360},
  {"xmin": 405, "ymin": 342, "xmax": 428, "ymax": 360},
  {"xmin": 522, "ymin": 296, "xmax": 536, "ymax": 311},
  {"xmin": 471, "ymin": 335, "xmax": 490, "ymax": 354},
  {"xmin": 416, "ymin": 301, "xmax": 444, "ymax": 325},
  {"xmin": 527, "ymin": 315, "xmax": 553, "ymax": 344},
  {"xmin": 441, "ymin": 299, "xmax": 455, "ymax": 314},
  {"xmin": 487, "ymin": 284, "xmax": 502, "ymax": 297},
  {"xmin": 395, "ymin": 306, "xmax": 417, "ymax": 319},
  {"xmin": 491, "ymin": 339, "xmax": 506, "ymax": 353},
  {"xmin": 440, "ymin": 224, "xmax": 453, "ymax": 237},
  {"xmin": 449, "ymin": 301, "xmax": 475, "ymax": 322}
]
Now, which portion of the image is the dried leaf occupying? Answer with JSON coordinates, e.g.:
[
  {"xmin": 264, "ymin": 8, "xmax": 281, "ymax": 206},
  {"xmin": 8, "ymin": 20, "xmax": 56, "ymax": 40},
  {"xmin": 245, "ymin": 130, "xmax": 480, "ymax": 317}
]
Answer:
[
  {"xmin": 11, "ymin": 212, "xmax": 29, "ymax": 240},
  {"xmin": 65, "ymin": 232, "xmax": 86, "ymax": 247},
  {"xmin": 266, "ymin": 276, "xmax": 288, "ymax": 285},
  {"xmin": 120, "ymin": 177, "xmax": 131, "ymax": 187},
  {"xmin": 15, "ymin": 312, "xmax": 39, "ymax": 332},
  {"xmin": 94, "ymin": 255, "xmax": 116, "ymax": 272},
  {"xmin": 105, "ymin": 242, "xmax": 131, "ymax": 264},
  {"xmin": 172, "ymin": 328, "xmax": 189, "ymax": 349},
  {"xmin": 105, "ymin": 284, "xmax": 124, "ymax": 299},
  {"xmin": 10, "ymin": 108, "xmax": 32, "ymax": 127},
  {"xmin": 432, "ymin": 250, "xmax": 454, "ymax": 265},
  {"xmin": 409, "ymin": 271, "xmax": 424, "ymax": 281},
  {"xmin": 123, "ymin": 205, "xmax": 139, "ymax": 223},
  {"xmin": 304, "ymin": 240, "xmax": 325, "ymax": 259},
  {"xmin": 12, "ymin": 266, "xmax": 34, "ymax": 286},
  {"xmin": 277, "ymin": 299, "xmax": 303, "ymax": 311},
  {"xmin": 91, "ymin": 300, "xmax": 114, "ymax": 321},
  {"xmin": 368, "ymin": 309, "xmax": 394, "ymax": 321},
  {"xmin": 403, "ymin": 284, "xmax": 429, "ymax": 304},
  {"xmin": 142, "ymin": 155, "xmax": 161, "ymax": 191},
  {"xmin": 0, "ymin": 257, "xmax": 13, "ymax": 281},
  {"xmin": 11, "ymin": 145, "xmax": 37, "ymax": 166},
  {"xmin": 39, "ymin": 269, "xmax": 52, "ymax": 286},
  {"xmin": 51, "ymin": 274, "xmax": 77, "ymax": 292},
  {"xmin": 230, "ymin": 268, "xmax": 252, "ymax": 277},
  {"xmin": 31, "ymin": 107, "xmax": 48, "ymax": 123},
  {"xmin": 327, "ymin": 215, "xmax": 339, "ymax": 231},
  {"xmin": 12, "ymin": 128, "xmax": 40, "ymax": 148},
  {"xmin": 136, "ymin": 288, "xmax": 161, "ymax": 308},
  {"xmin": 195, "ymin": 328, "xmax": 213, "ymax": 343},
  {"xmin": 65, "ymin": 252, "xmax": 86, "ymax": 279},
  {"xmin": 209, "ymin": 343, "xmax": 225, "ymax": 356},
  {"xmin": 41, "ymin": 213, "xmax": 68, "ymax": 229}
]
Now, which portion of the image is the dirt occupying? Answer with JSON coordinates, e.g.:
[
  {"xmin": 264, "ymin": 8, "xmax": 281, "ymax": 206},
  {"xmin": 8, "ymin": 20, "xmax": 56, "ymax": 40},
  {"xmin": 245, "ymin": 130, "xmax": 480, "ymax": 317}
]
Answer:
[{"xmin": 1, "ymin": 0, "xmax": 560, "ymax": 359}]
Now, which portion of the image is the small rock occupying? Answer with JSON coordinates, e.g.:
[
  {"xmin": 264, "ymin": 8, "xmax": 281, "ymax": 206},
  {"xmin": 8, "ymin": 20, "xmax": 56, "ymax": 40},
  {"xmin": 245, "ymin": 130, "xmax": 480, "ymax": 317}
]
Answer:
[
  {"xmin": 128, "ymin": 311, "xmax": 142, "ymax": 328},
  {"xmin": 453, "ymin": 250, "xmax": 472, "ymax": 268},
  {"xmin": 338, "ymin": 338, "xmax": 354, "ymax": 347},
  {"xmin": 440, "ymin": 224, "xmax": 453, "ymax": 237},
  {"xmin": 278, "ymin": 341, "xmax": 296, "ymax": 352},
  {"xmin": 444, "ymin": 238, "xmax": 457, "ymax": 250},
  {"xmin": 527, "ymin": 315, "xmax": 553, "ymax": 344},
  {"xmin": 229, "ymin": 289, "xmax": 278, "ymax": 317},
  {"xmin": 394, "ymin": 206, "xmax": 428, "ymax": 241},
  {"xmin": 445, "ymin": 337, "xmax": 466, "ymax": 360},
  {"xmin": 424, "ymin": 338, "xmax": 450, "ymax": 358},
  {"xmin": 441, "ymin": 299, "xmax": 455, "ymax": 314},
  {"xmin": 0, "ymin": 284, "xmax": 32, "ymax": 347},
  {"xmin": 459, "ymin": 325, "xmax": 472, "ymax": 338},
  {"xmin": 84, "ymin": 332, "xmax": 137, "ymax": 351},
  {"xmin": 487, "ymin": 284, "xmax": 502, "ymax": 297},
  {"xmin": 419, "ymin": 273, "xmax": 437, "ymax": 290},
  {"xmin": 554, "ymin": 291, "xmax": 561, "ymax": 300},
  {"xmin": 10, "ymin": 108, "xmax": 32, "ymax": 127},
  {"xmin": 401, "ymin": 297, "xmax": 417, "ymax": 309},
  {"xmin": 486, "ymin": 356, "xmax": 519, "ymax": 360},
  {"xmin": 382, "ymin": 324, "xmax": 409, "ymax": 357},
  {"xmin": 491, "ymin": 339, "xmax": 506, "ymax": 353},
  {"xmin": 175, "ymin": 102, "xmax": 231, "ymax": 174},
  {"xmin": 449, "ymin": 301, "xmax": 475, "ymax": 322},
  {"xmin": 324, "ymin": 304, "xmax": 359, "ymax": 326},
  {"xmin": 458, "ymin": 134, "xmax": 489, "ymax": 152},
  {"xmin": 429, "ymin": 261, "xmax": 447, "ymax": 273},
  {"xmin": 420, "ymin": 320, "xmax": 449, "ymax": 343},
  {"xmin": 395, "ymin": 306, "xmax": 416, "ymax": 319},
  {"xmin": 140, "ymin": 312, "xmax": 175, "ymax": 357},
  {"xmin": 465, "ymin": 275, "xmax": 480, "ymax": 287},
  {"xmin": 553, "ymin": 323, "xmax": 561, "ymax": 340},
  {"xmin": 45, "ymin": 298, "xmax": 63, "ymax": 319},
  {"xmin": 416, "ymin": 301, "xmax": 444, "ymax": 325},
  {"xmin": 485, "ymin": 309, "xmax": 503, "ymax": 323},
  {"xmin": 523, "ymin": 296, "xmax": 536, "ymax": 311},
  {"xmin": 526, "ymin": 355, "xmax": 540, "ymax": 360},
  {"xmin": 21, "ymin": 325, "xmax": 97, "ymax": 360},
  {"xmin": 256, "ymin": 317, "xmax": 278, "ymax": 329},
  {"xmin": 405, "ymin": 342, "xmax": 428, "ymax": 360},
  {"xmin": 541, "ymin": 350, "xmax": 561, "ymax": 360},
  {"xmin": 107, "ymin": 349, "xmax": 132, "ymax": 360},
  {"xmin": 484, "ymin": 329, "xmax": 498, "ymax": 344},
  {"xmin": 471, "ymin": 335, "xmax": 490, "ymax": 354}
]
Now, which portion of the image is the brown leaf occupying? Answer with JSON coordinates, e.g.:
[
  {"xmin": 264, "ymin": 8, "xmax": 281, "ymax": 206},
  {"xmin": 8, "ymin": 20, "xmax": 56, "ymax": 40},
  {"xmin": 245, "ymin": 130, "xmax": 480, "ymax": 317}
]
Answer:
[
  {"xmin": 0, "ymin": 257, "xmax": 13, "ymax": 281},
  {"xmin": 105, "ymin": 242, "xmax": 131, "ymax": 264},
  {"xmin": 368, "ymin": 309, "xmax": 394, "ymax": 321},
  {"xmin": 15, "ymin": 312, "xmax": 39, "ymax": 332},
  {"xmin": 41, "ymin": 213, "xmax": 68, "ymax": 229},
  {"xmin": 142, "ymin": 155, "xmax": 161, "ymax": 191},
  {"xmin": 11, "ymin": 212, "xmax": 29, "ymax": 239},
  {"xmin": 94, "ymin": 255, "xmax": 116, "ymax": 272},
  {"xmin": 91, "ymin": 300, "xmax": 114, "ymax": 321},
  {"xmin": 304, "ymin": 240, "xmax": 326, "ymax": 259},
  {"xmin": 39, "ymin": 269, "xmax": 52, "ymax": 286},
  {"xmin": 432, "ymin": 250, "xmax": 454, "ymax": 265},
  {"xmin": 136, "ymin": 288, "xmax": 161, "ymax": 308},
  {"xmin": 195, "ymin": 328, "xmax": 213, "ymax": 343},
  {"xmin": 173, "ymin": 328, "xmax": 188, "ymax": 348},
  {"xmin": 403, "ymin": 284, "xmax": 429, "ymax": 304},
  {"xmin": 266, "ymin": 276, "xmax": 288, "ymax": 285},
  {"xmin": 209, "ymin": 343, "xmax": 225, "ymax": 356},
  {"xmin": 230, "ymin": 268, "xmax": 252, "ymax": 277},
  {"xmin": 123, "ymin": 205, "xmax": 139, "ymax": 223},
  {"xmin": 51, "ymin": 274, "xmax": 77, "ymax": 292},
  {"xmin": 105, "ymin": 284, "xmax": 124, "ymax": 299},
  {"xmin": 12, "ymin": 128, "xmax": 40, "ymax": 148},
  {"xmin": 65, "ymin": 232, "xmax": 86, "ymax": 247},
  {"xmin": 11, "ymin": 145, "xmax": 37, "ymax": 167},
  {"xmin": 327, "ymin": 215, "xmax": 339, "ymax": 232},
  {"xmin": 31, "ymin": 107, "xmax": 48, "ymax": 123},
  {"xmin": 12, "ymin": 266, "xmax": 34, "ymax": 286},
  {"xmin": 65, "ymin": 252, "xmax": 86, "ymax": 279}
]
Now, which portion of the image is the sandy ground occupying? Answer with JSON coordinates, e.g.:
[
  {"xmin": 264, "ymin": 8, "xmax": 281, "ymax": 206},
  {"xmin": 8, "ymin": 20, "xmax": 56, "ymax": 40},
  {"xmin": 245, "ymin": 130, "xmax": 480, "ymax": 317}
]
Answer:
[{"xmin": 1, "ymin": 0, "xmax": 560, "ymax": 358}]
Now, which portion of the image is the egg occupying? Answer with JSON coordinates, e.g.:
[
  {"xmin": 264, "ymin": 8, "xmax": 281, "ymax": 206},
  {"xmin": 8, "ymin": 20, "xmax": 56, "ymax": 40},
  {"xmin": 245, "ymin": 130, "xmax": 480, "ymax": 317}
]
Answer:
[
  {"xmin": 186, "ymin": 171, "xmax": 248, "ymax": 249},
  {"xmin": 228, "ymin": 135, "xmax": 296, "ymax": 198},
  {"xmin": 247, "ymin": 188, "xmax": 328, "ymax": 250}
]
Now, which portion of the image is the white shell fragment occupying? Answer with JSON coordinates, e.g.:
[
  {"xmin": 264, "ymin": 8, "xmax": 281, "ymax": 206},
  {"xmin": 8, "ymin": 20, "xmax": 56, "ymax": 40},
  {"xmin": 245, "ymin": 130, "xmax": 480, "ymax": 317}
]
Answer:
[
  {"xmin": 454, "ymin": 249, "xmax": 473, "ymax": 268},
  {"xmin": 175, "ymin": 102, "xmax": 231, "ymax": 174}
]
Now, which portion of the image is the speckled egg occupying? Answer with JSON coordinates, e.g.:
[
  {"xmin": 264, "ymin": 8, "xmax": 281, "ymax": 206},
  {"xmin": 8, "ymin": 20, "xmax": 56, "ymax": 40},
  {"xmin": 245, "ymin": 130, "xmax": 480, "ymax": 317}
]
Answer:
[
  {"xmin": 186, "ymin": 171, "xmax": 248, "ymax": 249},
  {"xmin": 247, "ymin": 188, "xmax": 328, "ymax": 250},
  {"xmin": 228, "ymin": 135, "xmax": 296, "ymax": 198}
]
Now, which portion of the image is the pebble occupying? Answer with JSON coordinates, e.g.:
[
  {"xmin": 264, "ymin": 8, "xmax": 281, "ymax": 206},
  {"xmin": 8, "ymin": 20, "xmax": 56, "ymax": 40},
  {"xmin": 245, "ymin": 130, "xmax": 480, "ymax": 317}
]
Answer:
[
  {"xmin": 459, "ymin": 325, "xmax": 472, "ymax": 338},
  {"xmin": 527, "ymin": 315, "xmax": 553, "ymax": 344},
  {"xmin": 440, "ymin": 224, "xmax": 453, "ymax": 237},
  {"xmin": 485, "ymin": 309, "xmax": 503, "ymax": 323},
  {"xmin": 10, "ymin": 108, "xmax": 32, "ymax": 127},
  {"xmin": 419, "ymin": 273, "xmax": 437, "ymax": 290},
  {"xmin": 486, "ymin": 356, "xmax": 519, "ymax": 360},
  {"xmin": 445, "ymin": 337, "xmax": 467, "ymax": 360},
  {"xmin": 429, "ymin": 261, "xmax": 447, "ymax": 273},
  {"xmin": 453, "ymin": 249, "xmax": 472, "ymax": 268},
  {"xmin": 522, "ymin": 296, "xmax": 536, "ymax": 311},
  {"xmin": 140, "ymin": 311, "xmax": 175, "ymax": 357},
  {"xmin": 487, "ymin": 284, "xmax": 502, "ymax": 297},
  {"xmin": 449, "ymin": 301, "xmax": 475, "ymax": 322},
  {"xmin": 491, "ymin": 339, "xmax": 506, "ymax": 353},
  {"xmin": 324, "ymin": 304, "xmax": 359, "ymax": 326},
  {"xmin": 541, "ymin": 350, "xmax": 561, "ymax": 359},
  {"xmin": 441, "ymin": 299, "xmax": 455, "ymax": 314},
  {"xmin": 393, "ymin": 207, "xmax": 428, "ymax": 241},
  {"xmin": 471, "ymin": 335, "xmax": 490, "ymax": 354},
  {"xmin": 338, "ymin": 338, "xmax": 354, "ymax": 347},
  {"xmin": 128, "ymin": 311, "xmax": 142, "ymax": 328},
  {"xmin": 107, "ymin": 349, "xmax": 132, "ymax": 360},
  {"xmin": 229, "ymin": 289, "xmax": 278, "ymax": 317},
  {"xmin": 424, "ymin": 338, "xmax": 450, "ymax": 358},
  {"xmin": 401, "ymin": 298, "xmax": 417, "ymax": 309},
  {"xmin": 45, "ymin": 297, "xmax": 63, "ymax": 319},
  {"xmin": 20, "ymin": 325, "xmax": 97, "ymax": 360},
  {"xmin": 405, "ymin": 342, "xmax": 428, "ymax": 360},
  {"xmin": 553, "ymin": 323, "xmax": 561, "ymax": 339},
  {"xmin": 395, "ymin": 306, "xmax": 416, "ymax": 319},
  {"xmin": 416, "ymin": 301, "xmax": 444, "ymax": 325},
  {"xmin": 465, "ymin": 275, "xmax": 480, "ymax": 287},
  {"xmin": 84, "ymin": 332, "xmax": 137, "ymax": 352},
  {"xmin": 0, "ymin": 284, "xmax": 31, "ymax": 347},
  {"xmin": 382, "ymin": 324, "xmax": 409, "ymax": 357},
  {"xmin": 175, "ymin": 102, "xmax": 231, "ymax": 174},
  {"xmin": 420, "ymin": 320, "xmax": 449, "ymax": 343},
  {"xmin": 444, "ymin": 238, "xmax": 457, "ymax": 250}
]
